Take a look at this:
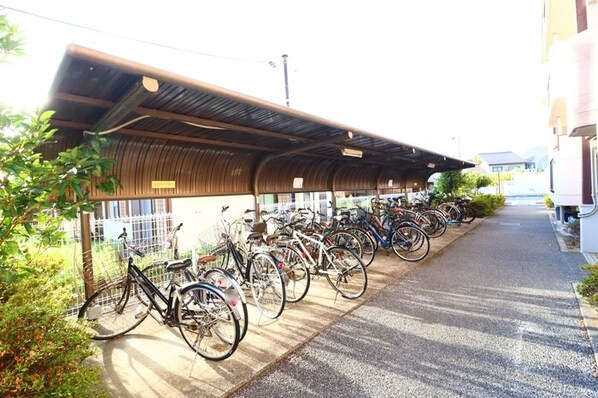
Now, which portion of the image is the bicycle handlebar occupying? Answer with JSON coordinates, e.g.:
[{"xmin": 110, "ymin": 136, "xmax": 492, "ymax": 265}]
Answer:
[{"xmin": 118, "ymin": 228, "xmax": 145, "ymax": 258}]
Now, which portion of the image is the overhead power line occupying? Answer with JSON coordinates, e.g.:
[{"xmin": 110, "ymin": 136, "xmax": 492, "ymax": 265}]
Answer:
[{"xmin": 0, "ymin": 4, "xmax": 276, "ymax": 66}]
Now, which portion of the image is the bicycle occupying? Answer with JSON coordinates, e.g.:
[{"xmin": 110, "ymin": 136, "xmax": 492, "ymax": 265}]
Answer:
[
  {"xmin": 140, "ymin": 223, "xmax": 250, "ymax": 341},
  {"xmin": 78, "ymin": 229, "xmax": 241, "ymax": 361},
  {"xmin": 210, "ymin": 206, "xmax": 287, "ymax": 319},
  {"xmin": 324, "ymin": 204, "xmax": 377, "ymax": 267},
  {"xmin": 274, "ymin": 217, "xmax": 368, "ymax": 300},
  {"xmin": 356, "ymin": 205, "xmax": 430, "ymax": 262},
  {"xmin": 454, "ymin": 197, "xmax": 477, "ymax": 223}
]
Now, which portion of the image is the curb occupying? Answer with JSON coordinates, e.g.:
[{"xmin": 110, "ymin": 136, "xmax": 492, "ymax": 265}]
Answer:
[
  {"xmin": 547, "ymin": 212, "xmax": 598, "ymax": 368},
  {"xmin": 572, "ymin": 283, "xmax": 598, "ymax": 369}
]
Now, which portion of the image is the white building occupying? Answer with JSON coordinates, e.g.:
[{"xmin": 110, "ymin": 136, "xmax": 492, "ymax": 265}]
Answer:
[{"xmin": 544, "ymin": 0, "xmax": 598, "ymax": 252}]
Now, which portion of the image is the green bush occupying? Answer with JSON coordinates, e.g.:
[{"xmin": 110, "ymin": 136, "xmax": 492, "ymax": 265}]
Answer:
[
  {"xmin": 578, "ymin": 263, "xmax": 598, "ymax": 306},
  {"xmin": 468, "ymin": 194, "xmax": 505, "ymax": 218},
  {"xmin": 566, "ymin": 218, "xmax": 580, "ymax": 235},
  {"xmin": 0, "ymin": 256, "xmax": 107, "ymax": 397},
  {"xmin": 543, "ymin": 194, "xmax": 554, "ymax": 209}
]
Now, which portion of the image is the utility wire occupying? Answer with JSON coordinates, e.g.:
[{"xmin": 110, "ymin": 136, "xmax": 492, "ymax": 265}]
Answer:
[{"xmin": 0, "ymin": 4, "xmax": 277, "ymax": 66}]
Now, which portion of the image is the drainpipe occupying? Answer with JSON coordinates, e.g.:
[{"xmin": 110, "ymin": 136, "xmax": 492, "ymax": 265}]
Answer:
[{"xmin": 579, "ymin": 139, "xmax": 598, "ymax": 218}]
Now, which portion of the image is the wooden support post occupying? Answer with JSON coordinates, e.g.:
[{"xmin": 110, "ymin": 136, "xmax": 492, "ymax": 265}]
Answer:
[{"xmin": 80, "ymin": 211, "xmax": 94, "ymax": 299}]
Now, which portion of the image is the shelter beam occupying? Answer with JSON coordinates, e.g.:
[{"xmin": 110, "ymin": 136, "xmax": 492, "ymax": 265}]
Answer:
[{"xmin": 92, "ymin": 76, "xmax": 159, "ymax": 133}]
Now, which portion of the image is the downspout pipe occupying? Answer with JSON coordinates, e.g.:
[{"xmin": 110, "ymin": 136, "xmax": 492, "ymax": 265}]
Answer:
[{"xmin": 579, "ymin": 139, "xmax": 598, "ymax": 218}]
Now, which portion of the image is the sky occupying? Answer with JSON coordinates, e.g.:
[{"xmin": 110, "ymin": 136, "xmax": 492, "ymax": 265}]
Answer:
[{"xmin": 0, "ymin": 0, "xmax": 546, "ymax": 160}]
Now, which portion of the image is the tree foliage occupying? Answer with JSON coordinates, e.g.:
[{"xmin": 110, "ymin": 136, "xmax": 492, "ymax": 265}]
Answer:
[
  {"xmin": 0, "ymin": 14, "xmax": 25, "ymax": 62},
  {"xmin": 435, "ymin": 170, "xmax": 493, "ymax": 198},
  {"xmin": 0, "ymin": 108, "xmax": 119, "ymax": 287},
  {"xmin": 0, "ymin": 13, "xmax": 116, "ymax": 396},
  {"xmin": 434, "ymin": 170, "xmax": 466, "ymax": 199}
]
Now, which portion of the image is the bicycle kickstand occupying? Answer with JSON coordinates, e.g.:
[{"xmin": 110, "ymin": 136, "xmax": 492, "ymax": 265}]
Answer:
[{"xmin": 188, "ymin": 339, "xmax": 203, "ymax": 378}]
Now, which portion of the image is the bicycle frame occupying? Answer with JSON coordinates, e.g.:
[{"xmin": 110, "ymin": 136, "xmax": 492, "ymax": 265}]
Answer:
[
  {"xmin": 283, "ymin": 228, "xmax": 342, "ymax": 275},
  {"xmin": 361, "ymin": 221, "xmax": 394, "ymax": 249},
  {"xmin": 126, "ymin": 257, "xmax": 179, "ymax": 321}
]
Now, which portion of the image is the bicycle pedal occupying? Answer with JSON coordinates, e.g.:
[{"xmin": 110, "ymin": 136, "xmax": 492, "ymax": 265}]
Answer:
[{"xmin": 134, "ymin": 305, "xmax": 148, "ymax": 319}]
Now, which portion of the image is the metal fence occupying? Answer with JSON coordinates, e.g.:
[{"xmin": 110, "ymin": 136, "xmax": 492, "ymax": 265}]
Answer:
[{"xmin": 62, "ymin": 213, "xmax": 175, "ymax": 316}]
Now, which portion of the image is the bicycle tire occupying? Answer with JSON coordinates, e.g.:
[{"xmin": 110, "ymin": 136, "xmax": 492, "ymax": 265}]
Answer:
[
  {"xmin": 325, "ymin": 230, "xmax": 363, "ymax": 259},
  {"xmin": 460, "ymin": 205, "xmax": 476, "ymax": 223},
  {"xmin": 175, "ymin": 282, "xmax": 240, "ymax": 361},
  {"xmin": 272, "ymin": 245, "xmax": 310, "ymax": 303},
  {"xmin": 78, "ymin": 278, "xmax": 148, "ymax": 340},
  {"xmin": 390, "ymin": 225, "xmax": 430, "ymax": 262},
  {"xmin": 343, "ymin": 227, "xmax": 376, "ymax": 267},
  {"xmin": 248, "ymin": 252, "xmax": 286, "ymax": 319},
  {"xmin": 202, "ymin": 267, "xmax": 249, "ymax": 342},
  {"xmin": 418, "ymin": 210, "xmax": 447, "ymax": 238},
  {"xmin": 323, "ymin": 246, "xmax": 367, "ymax": 299},
  {"xmin": 438, "ymin": 203, "xmax": 461, "ymax": 223}
]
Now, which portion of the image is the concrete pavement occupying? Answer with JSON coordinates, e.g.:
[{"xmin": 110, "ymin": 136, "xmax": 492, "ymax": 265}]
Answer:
[{"xmin": 233, "ymin": 203, "xmax": 598, "ymax": 397}]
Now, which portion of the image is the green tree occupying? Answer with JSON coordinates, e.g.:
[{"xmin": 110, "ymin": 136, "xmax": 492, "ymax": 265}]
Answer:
[
  {"xmin": 474, "ymin": 174, "xmax": 492, "ymax": 193},
  {"xmin": 434, "ymin": 170, "xmax": 465, "ymax": 199},
  {"xmin": 0, "ymin": 14, "xmax": 24, "ymax": 62},
  {"xmin": 0, "ymin": 108, "xmax": 118, "ymax": 287},
  {"xmin": 0, "ymin": 13, "xmax": 116, "ymax": 396}
]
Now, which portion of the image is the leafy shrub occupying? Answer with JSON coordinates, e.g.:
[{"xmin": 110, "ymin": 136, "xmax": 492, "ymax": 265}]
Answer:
[
  {"xmin": 543, "ymin": 194, "xmax": 554, "ymax": 209},
  {"xmin": 468, "ymin": 194, "xmax": 505, "ymax": 218},
  {"xmin": 565, "ymin": 218, "xmax": 580, "ymax": 235},
  {"xmin": 578, "ymin": 263, "xmax": 598, "ymax": 306},
  {"xmin": 0, "ymin": 256, "xmax": 107, "ymax": 397}
]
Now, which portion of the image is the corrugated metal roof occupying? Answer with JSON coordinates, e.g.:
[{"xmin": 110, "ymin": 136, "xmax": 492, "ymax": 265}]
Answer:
[{"xmin": 42, "ymin": 44, "xmax": 474, "ymax": 200}]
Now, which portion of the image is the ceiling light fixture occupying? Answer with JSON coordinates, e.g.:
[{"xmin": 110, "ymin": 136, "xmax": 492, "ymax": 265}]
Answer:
[{"xmin": 341, "ymin": 148, "xmax": 363, "ymax": 158}]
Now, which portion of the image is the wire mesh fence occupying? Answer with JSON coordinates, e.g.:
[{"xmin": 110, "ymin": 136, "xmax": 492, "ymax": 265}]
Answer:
[{"xmin": 62, "ymin": 213, "xmax": 175, "ymax": 316}]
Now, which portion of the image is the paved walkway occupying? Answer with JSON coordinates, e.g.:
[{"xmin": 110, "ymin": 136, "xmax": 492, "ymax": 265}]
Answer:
[{"xmin": 232, "ymin": 204, "xmax": 598, "ymax": 397}]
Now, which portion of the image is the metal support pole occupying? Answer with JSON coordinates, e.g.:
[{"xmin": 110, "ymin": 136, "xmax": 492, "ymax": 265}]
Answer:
[{"xmin": 282, "ymin": 54, "xmax": 290, "ymax": 107}]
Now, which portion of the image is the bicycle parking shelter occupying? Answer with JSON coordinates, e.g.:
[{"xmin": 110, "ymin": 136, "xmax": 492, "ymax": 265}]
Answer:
[{"xmin": 40, "ymin": 44, "xmax": 474, "ymax": 293}]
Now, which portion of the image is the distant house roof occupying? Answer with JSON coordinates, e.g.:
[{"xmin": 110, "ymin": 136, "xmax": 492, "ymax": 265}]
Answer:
[
  {"xmin": 521, "ymin": 146, "xmax": 548, "ymax": 164},
  {"xmin": 477, "ymin": 151, "xmax": 526, "ymax": 166}
]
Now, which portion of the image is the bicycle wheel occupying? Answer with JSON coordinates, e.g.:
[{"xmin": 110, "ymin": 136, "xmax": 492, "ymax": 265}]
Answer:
[
  {"xmin": 323, "ymin": 246, "xmax": 367, "ymax": 299},
  {"xmin": 272, "ymin": 245, "xmax": 310, "ymax": 303},
  {"xmin": 78, "ymin": 278, "xmax": 148, "ymax": 340},
  {"xmin": 438, "ymin": 203, "xmax": 461, "ymax": 223},
  {"xmin": 391, "ymin": 225, "xmax": 430, "ymax": 262},
  {"xmin": 418, "ymin": 210, "xmax": 447, "ymax": 239},
  {"xmin": 248, "ymin": 252, "xmax": 286, "ymax": 319},
  {"xmin": 344, "ymin": 227, "xmax": 376, "ymax": 267},
  {"xmin": 460, "ymin": 205, "xmax": 476, "ymax": 223},
  {"xmin": 175, "ymin": 282, "xmax": 240, "ymax": 361},
  {"xmin": 325, "ymin": 230, "xmax": 363, "ymax": 259},
  {"xmin": 202, "ymin": 267, "xmax": 249, "ymax": 342}
]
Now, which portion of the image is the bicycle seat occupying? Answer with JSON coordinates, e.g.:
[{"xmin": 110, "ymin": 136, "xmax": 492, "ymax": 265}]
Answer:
[
  {"xmin": 164, "ymin": 258, "xmax": 192, "ymax": 271},
  {"xmin": 197, "ymin": 255, "xmax": 217, "ymax": 264}
]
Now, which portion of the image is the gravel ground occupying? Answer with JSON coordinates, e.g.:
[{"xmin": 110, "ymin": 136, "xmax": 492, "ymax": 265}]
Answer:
[{"xmin": 231, "ymin": 204, "xmax": 598, "ymax": 398}]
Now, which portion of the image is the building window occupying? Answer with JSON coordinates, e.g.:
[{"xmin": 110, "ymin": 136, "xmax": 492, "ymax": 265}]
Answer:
[
  {"xmin": 491, "ymin": 166, "xmax": 503, "ymax": 172},
  {"xmin": 576, "ymin": 0, "xmax": 588, "ymax": 32}
]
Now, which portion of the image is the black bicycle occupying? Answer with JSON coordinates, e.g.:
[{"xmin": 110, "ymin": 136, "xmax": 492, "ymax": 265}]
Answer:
[
  {"xmin": 210, "ymin": 206, "xmax": 286, "ymax": 319},
  {"xmin": 78, "ymin": 229, "xmax": 241, "ymax": 361}
]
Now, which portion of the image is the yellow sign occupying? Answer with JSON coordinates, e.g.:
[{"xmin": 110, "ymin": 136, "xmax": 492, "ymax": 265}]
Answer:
[{"xmin": 152, "ymin": 181, "xmax": 176, "ymax": 189}]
